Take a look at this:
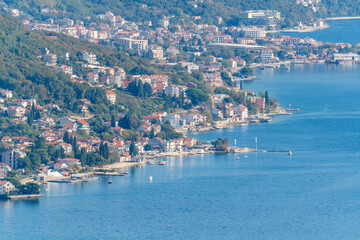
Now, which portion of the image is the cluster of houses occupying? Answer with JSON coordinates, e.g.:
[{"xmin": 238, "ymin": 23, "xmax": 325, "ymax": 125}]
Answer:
[
  {"xmin": 0, "ymin": 7, "xmax": 287, "ymax": 184},
  {"xmin": 42, "ymin": 48, "xmax": 126, "ymax": 92},
  {"xmin": 0, "ymin": 88, "xmax": 205, "ymax": 174}
]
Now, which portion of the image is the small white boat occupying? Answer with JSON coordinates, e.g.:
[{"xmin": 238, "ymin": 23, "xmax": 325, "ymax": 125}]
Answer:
[
  {"xmin": 236, "ymin": 157, "xmax": 240, "ymax": 160},
  {"xmin": 149, "ymin": 176, "xmax": 153, "ymax": 181},
  {"xmin": 108, "ymin": 180, "xmax": 112, "ymax": 184},
  {"xmin": 158, "ymin": 161, "xmax": 167, "ymax": 165},
  {"xmin": 244, "ymin": 155, "xmax": 248, "ymax": 158},
  {"xmin": 289, "ymin": 151, "xmax": 293, "ymax": 156}
]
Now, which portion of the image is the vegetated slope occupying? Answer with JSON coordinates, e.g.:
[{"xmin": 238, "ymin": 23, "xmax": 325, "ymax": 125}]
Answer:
[
  {"xmin": 0, "ymin": 12, "xmax": 193, "ymax": 111},
  {"xmin": 316, "ymin": 0, "xmax": 360, "ymax": 17},
  {"xmin": 0, "ymin": 0, "xmax": 314, "ymax": 25}
]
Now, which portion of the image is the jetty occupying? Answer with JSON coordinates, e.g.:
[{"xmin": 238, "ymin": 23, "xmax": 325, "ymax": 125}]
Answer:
[
  {"xmin": 48, "ymin": 178, "xmax": 83, "ymax": 183},
  {"xmin": 93, "ymin": 172, "xmax": 127, "ymax": 176},
  {"xmin": 259, "ymin": 150, "xmax": 292, "ymax": 153},
  {"xmin": 8, "ymin": 194, "xmax": 43, "ymax": 200}
]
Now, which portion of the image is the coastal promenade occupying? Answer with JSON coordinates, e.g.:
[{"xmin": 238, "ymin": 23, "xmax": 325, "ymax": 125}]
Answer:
[
  {"xmin": 324, "ymin": 16, "xmax": 360, "ymax": 20},
  {"xmin": 280, "ymin": 24, "xmax": 329, "ymax": 33}
]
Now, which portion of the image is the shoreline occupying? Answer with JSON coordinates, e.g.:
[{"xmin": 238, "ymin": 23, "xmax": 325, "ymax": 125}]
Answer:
[
  {"xmin": 324, "ymin": 16, "xmax": 360, "ymax": 20},
  {"xmin": 280, "ymin": 24, "xmax": 329, "ymax": 33}
]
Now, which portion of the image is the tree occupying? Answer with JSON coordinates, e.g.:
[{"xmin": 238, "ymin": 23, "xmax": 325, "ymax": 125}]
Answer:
[
  {"xmin": 144, "ymin": 144, "xmax": 153, "ymax": 151},
  {"xmin": 18, "ymin": 152, "xmax": 41, "ymax": 171},
  {"xmin": 240, "ymin": 67, "xmax": 254, "ymax": 77},
  {"xmin": 277, "ymin": 50, "xmax": 288, "ymax": 60},
  {"xmin": 143, "ymin": 83, "xmax": 152, "ymax": 98},
  {"xmin": 160, "ymin": 123, "xmax": 183, "ymax": 140},
  {"xmin": 111, "ymin": 115, "xmax": 116, "ymax": 127},
  {"xmin": 150, "ymin": 128, "xmax": 155, "ymax": 139},
  {"xmin": 118, "ymin": 111, "xmax": 141, "ymax": 130},
  {"xmin": 129, "ymin": 140, "xmax": 138, "ymax": 156},
  {"xmin": 212, "ymin": 137, "xmax": 229, "ymax": 151},
  {"xmin": 221, "ymin": 72, "xmax": 233, "ymax": 86},
  {"xmin": 34, "ymin": 137, "xmax": 47, "ymax": 150},
  {"xmin": 186, "ymin": 88, "xmax": 210, "ymax": 106},
  {"xmin": 63, "ymin": 131, "xmax": 70, "ymax": 143},
  {"xmin": 80, "ymin": 148, "xmax": 87, "ymax": 165},
  {"xmin": 3, "ymin": 177, "xmax": 21, "ymax": 188},
  {"xmin": 19, "ymin": 182, "xmax": 40, "ymax": 195},
  {"xmin": 99, "ymin": 142, "xmax": 110, "ymax": 159},
  {"xmin": 265, "ymin": 91, "xmax": 269, "ymax": 105},
  {"xmin": 220, "ymin": 59, "xmax": 231, "ymax": 68}
]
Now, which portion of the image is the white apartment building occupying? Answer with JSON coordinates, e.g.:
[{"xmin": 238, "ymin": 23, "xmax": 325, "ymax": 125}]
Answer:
[
  {"xmin": 118, "ymin": 38, "xmax": 148, "ymax": 50},
  {"xmin": 1, "ymin": 150, "xmax": 26, "ymax": 169}
]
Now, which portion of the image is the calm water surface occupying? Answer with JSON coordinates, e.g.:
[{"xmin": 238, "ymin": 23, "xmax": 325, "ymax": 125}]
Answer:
[
  {"xmin": 3, "ymin": 27, "xmax": 360, "ymax": 239},
  {"xmin": 282, "ymin": 19, "xmax": 360, "ymax": 44}
]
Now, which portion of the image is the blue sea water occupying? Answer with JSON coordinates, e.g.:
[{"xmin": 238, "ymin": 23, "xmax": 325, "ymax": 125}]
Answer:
[
  {"xmin": 3, "ymin": 24, "xmax": 360, "ymax": 240},
  {"xmin": 282, "ymin": 19, "xmax": 360, "ymax": 44}
]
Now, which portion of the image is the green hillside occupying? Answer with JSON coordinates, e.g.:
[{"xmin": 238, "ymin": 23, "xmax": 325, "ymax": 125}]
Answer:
[
  {"xmin": 0, "ymin": 12, "xmax": 194, "ymax": 112},
  {"xmin": 0, "ymin": 0, "xmax": 314, "ymax": 26}
]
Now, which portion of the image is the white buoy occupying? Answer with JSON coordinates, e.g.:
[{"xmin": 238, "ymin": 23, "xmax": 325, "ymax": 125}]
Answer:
[{"xmin": 149, "ymin": 176, "xmax": 153, "ymax": 181}]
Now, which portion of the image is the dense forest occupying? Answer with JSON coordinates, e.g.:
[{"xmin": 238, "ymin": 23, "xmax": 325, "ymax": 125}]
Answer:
[
  {"xmin": 316, "ymin": 0, "xmax": 360, "ymax": 17},
  {"xmin": 0, "ymin": 0, "xmax": 314, "ymax": 26}
]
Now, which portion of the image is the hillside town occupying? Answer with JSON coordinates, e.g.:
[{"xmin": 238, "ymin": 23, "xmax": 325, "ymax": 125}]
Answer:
[{"xmin": 2, "ymin": 5, "xmax": 358, "ymax": 196}]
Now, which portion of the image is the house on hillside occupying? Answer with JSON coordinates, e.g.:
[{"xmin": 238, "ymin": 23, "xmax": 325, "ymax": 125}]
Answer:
[
  {"xmin": 105, "ymin": 90, "xmax": 116, "ymax": 104},
  {"xmin": 0, "ymin": 162, "xmax": 11, "ymax": 172},
  {"xmin": 56, "ymin": 143, "xmax": 73, "ymax": 154},
  {"xmin": 77, "ymin": 120, "xmax": 90, "ymax": 133},
  {"xmin": 59, "ymin": 158, "xmax": 81, "ymax": 167}
]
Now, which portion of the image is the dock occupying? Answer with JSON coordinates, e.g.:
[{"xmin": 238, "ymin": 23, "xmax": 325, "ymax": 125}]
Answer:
[
  {"xmin": 93, "ymin": 172, "xmax": 127, "ymax": 176},
  {"xmin": 8, "ymin": 194, "xmax": 43, "ymax": 200},
  {"xmin": 48, "ymin": 179, "xmax": 83, "ymax": 183},
  {"xmin": 259, "ymin": 150, "xmax": 292, "ymax": 153}
]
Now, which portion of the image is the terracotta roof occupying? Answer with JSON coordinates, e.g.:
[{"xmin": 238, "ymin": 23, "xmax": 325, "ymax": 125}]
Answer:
[
  {"xmin": 0, "ymin": 181, "xmax": 9, "ymax": 186},
  {"xmin": 61, "ymin": 158, "xmax": 79, "ymax": 162},
  {"xmin": 77, "ymin": 120, "xmax": 89, "ymax": 125}
]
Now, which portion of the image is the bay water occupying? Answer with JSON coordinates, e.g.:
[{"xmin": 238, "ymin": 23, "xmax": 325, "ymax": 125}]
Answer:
[{"xmin": 2, "ymin": 21, "xmax": 360, "ymax": 240}]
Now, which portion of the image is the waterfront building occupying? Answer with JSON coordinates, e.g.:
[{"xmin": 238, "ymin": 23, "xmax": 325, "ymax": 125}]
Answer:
[
  {"xmin": 0, "ymin": 181, "xmax": 15, "ymax": 195},
  {"xmin": 261, "ymin": 49, "xmax": 274, "ymax": 60},
  {"xmin": 333, "ymin": 53, "xmax": 360, "ymax": 62}
]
